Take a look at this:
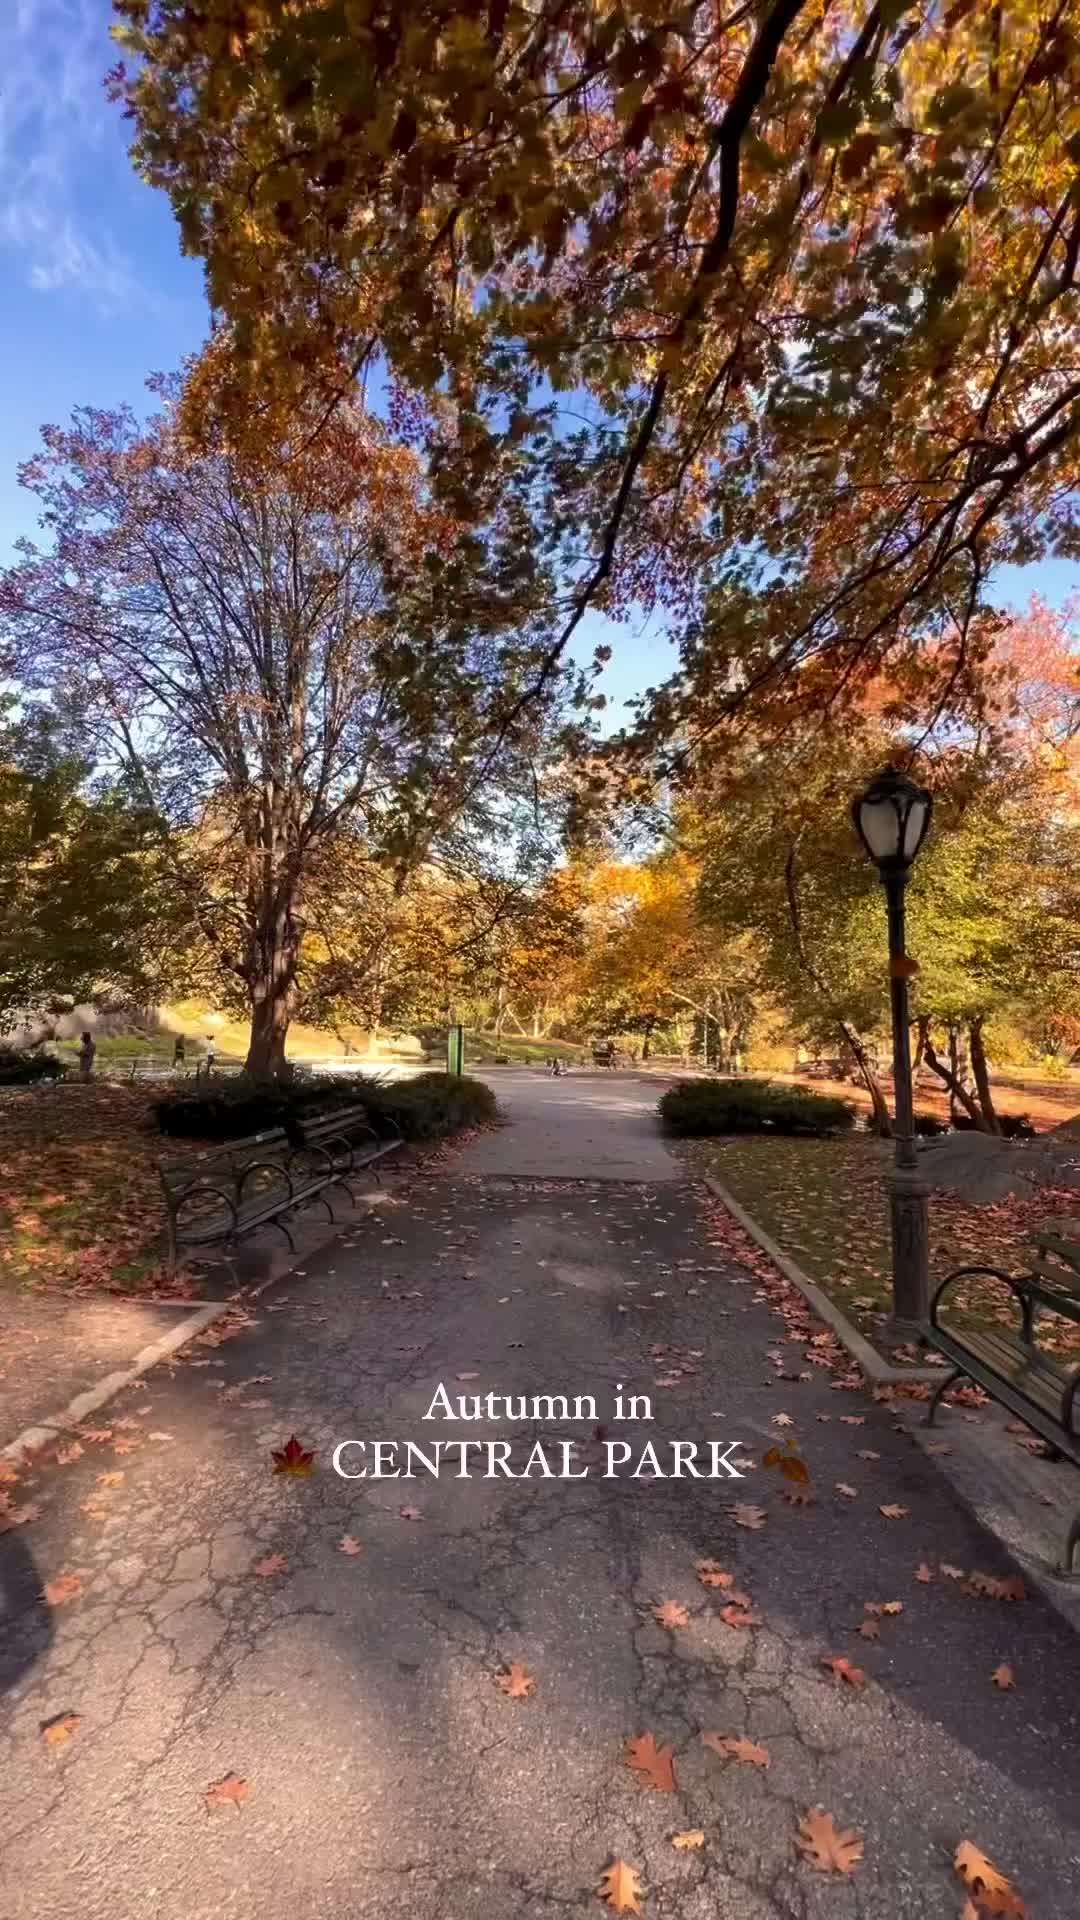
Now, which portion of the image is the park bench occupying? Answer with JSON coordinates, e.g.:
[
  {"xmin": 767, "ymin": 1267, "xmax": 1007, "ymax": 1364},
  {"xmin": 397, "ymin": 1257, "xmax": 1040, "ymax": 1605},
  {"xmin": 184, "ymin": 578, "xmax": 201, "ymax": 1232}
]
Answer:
[
  {"xmin": 926, "ymin": 1233, "xmax": 1080, "ymax": 1573},
  {"xmin": 159, "ymin": 1104, "xmax": 403, "ymax": 1268},
  {"xmin": 288, "ymin": 1102, "xmax": 403, "ymax": 1190}
]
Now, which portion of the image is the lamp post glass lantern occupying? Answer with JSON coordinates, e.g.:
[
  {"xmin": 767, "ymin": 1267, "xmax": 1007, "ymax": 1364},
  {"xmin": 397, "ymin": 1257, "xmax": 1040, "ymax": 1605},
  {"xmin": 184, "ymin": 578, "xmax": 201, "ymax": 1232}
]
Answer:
[{"xmin": 852, "ymin": 770, "xmax": 933, "ymax": 1334}]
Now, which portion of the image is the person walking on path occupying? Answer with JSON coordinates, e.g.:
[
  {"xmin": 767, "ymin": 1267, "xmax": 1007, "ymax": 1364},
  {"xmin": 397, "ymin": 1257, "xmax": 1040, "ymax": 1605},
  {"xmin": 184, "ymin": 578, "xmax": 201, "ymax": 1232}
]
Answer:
[
  {"xmin": 76, "ymin": 1031, "xmax": 95, "ymax": 1081},
  {"xmin": 172, "ymin": 1035, "xmax": 186, "ymax": 1072}
]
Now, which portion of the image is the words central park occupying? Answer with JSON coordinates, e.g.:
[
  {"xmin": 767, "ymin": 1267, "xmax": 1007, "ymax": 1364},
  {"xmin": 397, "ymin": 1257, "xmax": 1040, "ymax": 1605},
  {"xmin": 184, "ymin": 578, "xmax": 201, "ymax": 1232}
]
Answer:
[{"xmin": 4, "ymin": 3, "xmax": 1080, "ymax": 1916}]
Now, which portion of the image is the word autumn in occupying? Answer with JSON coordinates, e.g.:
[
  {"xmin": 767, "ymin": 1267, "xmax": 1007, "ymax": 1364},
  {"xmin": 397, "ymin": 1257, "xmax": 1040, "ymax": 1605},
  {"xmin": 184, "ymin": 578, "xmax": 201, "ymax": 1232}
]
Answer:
[{"xmin": 331, "ymin": 1380, "xmax": 746, "ymax": 1481}]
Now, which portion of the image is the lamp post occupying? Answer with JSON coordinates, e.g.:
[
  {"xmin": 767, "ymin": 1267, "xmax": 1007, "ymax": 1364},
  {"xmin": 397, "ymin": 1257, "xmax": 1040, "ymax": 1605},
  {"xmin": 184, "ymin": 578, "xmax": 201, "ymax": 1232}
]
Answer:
[{"xmin": 852, "ymin": 769, "xmax": 933, "ymax": 1334}]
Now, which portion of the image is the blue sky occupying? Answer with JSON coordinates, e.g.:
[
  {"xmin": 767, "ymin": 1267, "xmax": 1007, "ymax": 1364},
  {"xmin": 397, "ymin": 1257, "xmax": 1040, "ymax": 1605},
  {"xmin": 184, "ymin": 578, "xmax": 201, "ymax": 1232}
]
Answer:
[{"xmin": 1, "ymin": 2, "xmax": 1073, "ymax": 736}]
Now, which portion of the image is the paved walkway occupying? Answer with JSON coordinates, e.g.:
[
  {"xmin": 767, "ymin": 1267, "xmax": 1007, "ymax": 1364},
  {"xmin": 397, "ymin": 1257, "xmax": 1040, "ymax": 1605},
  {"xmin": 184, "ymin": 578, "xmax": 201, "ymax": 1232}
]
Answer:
[
  {"xmin": 3, "ymin": 1078, "xmax": 1080, "ymax": 1917},
  {"xmin": 459, "ymin": 1068, "xmax": 682, "ymax": 1180}
]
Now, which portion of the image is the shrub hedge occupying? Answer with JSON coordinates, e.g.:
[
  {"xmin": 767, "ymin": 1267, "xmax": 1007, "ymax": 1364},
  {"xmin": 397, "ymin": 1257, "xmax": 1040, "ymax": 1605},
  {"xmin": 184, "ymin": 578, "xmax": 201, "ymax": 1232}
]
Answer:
[
  {"xmin": 151, "ymin": 1069, "xmax": 497, "ymax": 1143},
  {"xmin": 0, "ymin": 1046, "xmax": 68, "ymax": 1085},
  {"xmin": 659, "ymin": 1077, "xmax": 855, "ymax": 1138}
]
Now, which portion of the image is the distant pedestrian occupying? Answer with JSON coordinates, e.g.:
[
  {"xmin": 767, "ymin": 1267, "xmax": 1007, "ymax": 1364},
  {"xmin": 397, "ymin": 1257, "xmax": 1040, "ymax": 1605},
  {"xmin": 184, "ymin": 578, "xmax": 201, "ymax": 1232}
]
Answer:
[
  {"xmin": 172, "ymin": 1035, "xmax": 186, "ymax": 1071},
  {"xmin": 77, "ymin": 1031, "xmax": 96, "ymax": 1081},
  {"xmin": 205, "ymin": 1035, "xmax": 216, "ymax": 1073}
]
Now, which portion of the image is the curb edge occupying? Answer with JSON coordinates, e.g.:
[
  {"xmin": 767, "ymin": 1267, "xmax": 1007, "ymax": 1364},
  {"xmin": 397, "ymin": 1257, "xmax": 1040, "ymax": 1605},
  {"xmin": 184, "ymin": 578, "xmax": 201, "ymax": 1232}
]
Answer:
[{"xmin": 700, "ymin": 1173, "xmax": 942, "ymax": 1386}]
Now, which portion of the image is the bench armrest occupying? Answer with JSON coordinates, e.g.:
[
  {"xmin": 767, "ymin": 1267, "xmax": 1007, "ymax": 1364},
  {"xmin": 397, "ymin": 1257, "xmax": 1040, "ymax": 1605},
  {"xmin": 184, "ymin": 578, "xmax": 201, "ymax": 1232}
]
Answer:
[
  {"xmin": 170, "ymin": 1177, "xmax": 239, "ymax": 1233},
  {"xmin": 930, "ymin": 1264, "xmax": 1035, "ymax": 1342},
  {"xmin": 236, "ymin": 1158, "xmax": 294, "ymax": 1201}
]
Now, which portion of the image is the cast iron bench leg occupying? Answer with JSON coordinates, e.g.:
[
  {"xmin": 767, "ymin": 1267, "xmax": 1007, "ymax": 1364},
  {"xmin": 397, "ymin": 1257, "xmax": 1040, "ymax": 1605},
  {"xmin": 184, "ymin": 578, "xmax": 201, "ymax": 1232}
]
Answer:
[{"xmin": 927, "ymin": 1367, "xmax": 962, "ymax": 1425}]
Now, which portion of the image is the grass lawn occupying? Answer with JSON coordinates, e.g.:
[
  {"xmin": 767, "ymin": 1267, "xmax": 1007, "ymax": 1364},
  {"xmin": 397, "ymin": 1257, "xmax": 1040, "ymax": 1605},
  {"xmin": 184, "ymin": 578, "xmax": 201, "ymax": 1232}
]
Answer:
[
  {"xmin": 0, "ymin": 1083, "xmax": 183, "ymax": 1297},
  {"xmin": 676, "ymin": 1133, "xmax": 1080, "ymax": 1362}
]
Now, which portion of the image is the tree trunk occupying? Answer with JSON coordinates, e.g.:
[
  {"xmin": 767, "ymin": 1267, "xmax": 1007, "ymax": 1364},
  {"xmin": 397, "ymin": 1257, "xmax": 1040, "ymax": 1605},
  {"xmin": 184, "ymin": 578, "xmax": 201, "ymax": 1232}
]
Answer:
[
  {"xmin": 968, "ymin": 1017, "xmax": 1001, "ymax": 1134},
  {"xmin": 840, "ymin": 1019, "xmax": 892, "ymax": 1135},
  {"xmin": 244, "ymin": 913, "xmax": 299, "ymax": 1079},
  {"xmin": 922, "ymin": 1025, "xmax": 986, "ymax": 1128},
  {"xmin": 494, "ymin": 983, "xmax": 507, "ymax": 1043},
  {"xmin": 911, "ymin": 1015, "xmax": 928, "ymax": 1091}
]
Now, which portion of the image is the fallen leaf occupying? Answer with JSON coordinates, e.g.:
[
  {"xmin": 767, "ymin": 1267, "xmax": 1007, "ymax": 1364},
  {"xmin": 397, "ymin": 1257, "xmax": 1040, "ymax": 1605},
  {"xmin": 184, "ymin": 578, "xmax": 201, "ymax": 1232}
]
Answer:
[
  {"xmin": 204, "ymin": 1772, "xmax": 249, "ymax": 1811},
  {"xmin": 695, "ymin": 1560, "xmax": 734, "ymax": 1590},
  {"xmin": 953, "ymin": 1840, "xmax": 1026, "ymax": 1916},
  {"xmin": 721, "ymin": 1603, "xmax": 762, "ymax": 1629},
  {"xmin": 97, "ymin": 1471, "xmax": 124, "ymax": 1488},
  {"xmin": 796, "ymin": 1807, "xmax": 864, "ymax": 1876},
  {"xmin": 941, "ymin": 1562, "xmax": 967, "ymax": 1580},
  {"xmin": 495, "ymin": 1662, "xmax": 536, "ymax": 1699},
  {"xmin": 78, "ymin": 1427, "xmax": 112, "ymax": 1443},
  {"xmin": 399, "ymin": 1504, "xmax": 423, "ymax": 1521},
  {"xmin": 55, "ymin": 1443, "xmax": 83, "ymax": 1467},
  {"xmin": 731, "ymin": 1504, "xmax": 767, "ymax": 1530},
  {"xmin": 991, "ymin": 1664, "xmax": 1016, "ymax": 1690},
  {"xmin": 40, "ymin": 1711, "xmax": 81, "ymax": 1748},
  {"xmin": 915, "ymin": 1562, "xmax": 934, "ymax": 1583},
  {"xmin": 0, "ymin": 1500, "xmax": 40, "ymax": 1531},
  {"xmin": 879, "ymin": 1504, "xmax": 908, "ymax": 1519},
  {"xmin": 856, "ymin": 1449, "xmax": 881, "ymax": 1460},
  {"xmin": 597, "ymin": 1859, "xmax": 643, "ymax": 1914},
  {"xmin": 864, "ymin": 1600, "xmax": 903, "ymax": 1616},
  {"xmin": 835, "ymin": 1483, "xmax": 858, "ymax": 1499},
  {"xmin": 45, "ymin": 1571, "xmax": 86, "ymax": 1607},
  {"xmin": 652, "ymin": 1599, "xmax": 690, "ymax": 1629},
  {"xmin": 271, "ymin": 1435, "xmax": 315, "ymax": 1476},
  {"xmin": 966, "ymin": 1572, "xmax": 1026, "ymax": 1602},
  {"xmin": 782, "ymin": 1485, "xmax": 815, "ymax": 1506},
  {"xmin": 337, "ymin": 1535, "xmax": 363, "ymax": 1556},
  {"xmin": 456, "ymin": 1371, "xmax": 479, "ymax": 1381},
  {"xmin": 856, "ymin": 1619, "xmax": 880, "ymax": 1641},
  {"xmin": 772, "ymin": 1413, "xmax": 794, "ymax": 1427},
  {"xmin": 252, "ymin": 1553, "xmax": 287, "ymax": 1578},
  {"xmin": 702, "ymin": 1732, "xmax": 769, "ymax": 1769},
  {"xmin": 821, "ymin": 1655, "xmax": 867, "ymax": 1688},
  {"xmin": 624, "ymin": 1731, "xmax": 677, "ymax": 1792},
  {"xmin": 671, "ymin": 1830, "xmax": 704, "ymax": 1851}
]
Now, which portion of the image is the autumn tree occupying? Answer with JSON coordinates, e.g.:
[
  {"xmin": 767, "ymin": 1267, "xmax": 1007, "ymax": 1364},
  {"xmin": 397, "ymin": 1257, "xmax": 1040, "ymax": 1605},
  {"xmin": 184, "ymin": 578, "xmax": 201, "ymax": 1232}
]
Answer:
[
  {"xmin": 0, "ymin": 371, "xmax": 569, "ymax": 1075},
  {"xmin": 692, "ymin": 743, "xmax": 897, "ymax": 1124},
  {"xmin": 111, "ymin": 1, "xmax": 1080, "ymax": 751},
  {"xmin": 554, "ymin": 850, "xmax": 756, "ymax": 1060},
  {"xmin": 0, "ymin": 703, "xmax": 187, "ymax": 1025}
]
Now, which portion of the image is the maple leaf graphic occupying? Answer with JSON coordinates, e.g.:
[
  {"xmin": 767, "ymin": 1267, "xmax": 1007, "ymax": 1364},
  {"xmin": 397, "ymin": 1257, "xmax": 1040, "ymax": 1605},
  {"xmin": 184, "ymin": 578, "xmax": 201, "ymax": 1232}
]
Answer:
[{"xmin": 271, "ymin": 1434, "xmax": 315, "ymax": 1476}]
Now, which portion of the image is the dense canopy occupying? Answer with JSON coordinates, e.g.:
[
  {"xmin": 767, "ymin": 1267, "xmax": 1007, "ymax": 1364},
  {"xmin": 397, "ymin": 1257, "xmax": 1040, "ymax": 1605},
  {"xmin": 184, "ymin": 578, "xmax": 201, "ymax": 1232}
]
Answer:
[{"xmin": 112, "ymin": 0, "xmax": 1080, "ymax": 740}]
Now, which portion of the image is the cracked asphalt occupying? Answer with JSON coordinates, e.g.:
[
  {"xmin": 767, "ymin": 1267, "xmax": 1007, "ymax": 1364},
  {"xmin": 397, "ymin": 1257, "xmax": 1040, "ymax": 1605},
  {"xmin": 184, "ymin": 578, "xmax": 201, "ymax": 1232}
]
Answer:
[{"xmin": 3, "ymin": 1076, "xmax": 1080, "ymax": 1918}]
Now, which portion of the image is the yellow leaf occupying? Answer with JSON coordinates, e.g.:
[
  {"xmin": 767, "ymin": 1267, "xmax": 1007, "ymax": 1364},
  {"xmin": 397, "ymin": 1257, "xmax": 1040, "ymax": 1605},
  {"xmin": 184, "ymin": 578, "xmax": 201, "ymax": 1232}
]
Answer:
[{"xmin": 597, "ymin": 1859, "xmax": 643, "ymax": 1913}]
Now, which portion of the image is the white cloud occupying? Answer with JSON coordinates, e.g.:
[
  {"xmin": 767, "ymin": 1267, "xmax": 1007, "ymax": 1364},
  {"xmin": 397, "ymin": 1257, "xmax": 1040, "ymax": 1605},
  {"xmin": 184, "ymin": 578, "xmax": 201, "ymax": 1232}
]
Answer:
[{"xmin": 0, "ymin": 0, "xmax": 148, "ymax": 310}]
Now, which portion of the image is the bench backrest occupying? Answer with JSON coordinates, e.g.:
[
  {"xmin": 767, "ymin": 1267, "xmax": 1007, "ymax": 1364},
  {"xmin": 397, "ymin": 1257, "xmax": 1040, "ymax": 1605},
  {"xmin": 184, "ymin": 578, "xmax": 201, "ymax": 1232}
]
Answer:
[
  {"xmin": 1030, "ymin": 1233, "xmax": 1080, "ymax": 1299},
  {"xmin": 159, "ymin": 1127, "xmax": 289, "ymax": 1196},
  {"xmin": 295, "ymin": 1105, "xmax": 376, "ymax": 1143}
]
